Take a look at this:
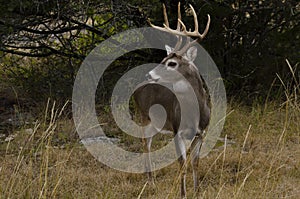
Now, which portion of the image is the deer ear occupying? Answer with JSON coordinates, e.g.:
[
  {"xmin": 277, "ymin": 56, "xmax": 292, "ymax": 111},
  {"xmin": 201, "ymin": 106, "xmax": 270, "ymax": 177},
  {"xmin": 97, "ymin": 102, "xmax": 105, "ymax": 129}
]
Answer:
[
  {"xmin": 165, "ymin": 45, "xmax": 173, "ymax": 55},
  {"xmin": 186, "ymin": 46, "xmax": 197, "ymax": 62}
]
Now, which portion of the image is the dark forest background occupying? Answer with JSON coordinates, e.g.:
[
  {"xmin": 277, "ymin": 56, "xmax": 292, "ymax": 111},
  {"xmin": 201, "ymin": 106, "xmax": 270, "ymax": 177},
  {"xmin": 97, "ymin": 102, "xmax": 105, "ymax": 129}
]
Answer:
[{"xmin": 0, "ymin": 0, "xmax": 299, "ymax": 107}]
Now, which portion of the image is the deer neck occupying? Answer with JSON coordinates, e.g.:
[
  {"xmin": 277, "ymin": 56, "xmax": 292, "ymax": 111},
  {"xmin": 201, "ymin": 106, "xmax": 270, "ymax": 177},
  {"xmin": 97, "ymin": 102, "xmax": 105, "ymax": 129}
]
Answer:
[{"xmin": 173, "ymin": 73, "xmax": 202, "ymax": 97}]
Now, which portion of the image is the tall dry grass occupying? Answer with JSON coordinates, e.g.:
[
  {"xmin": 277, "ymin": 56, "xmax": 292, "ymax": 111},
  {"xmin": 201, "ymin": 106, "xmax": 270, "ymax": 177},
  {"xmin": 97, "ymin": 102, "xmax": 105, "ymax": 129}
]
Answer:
[{"xmin": 0, "ymin": 60, "xmax": 299, "ymax": 198}]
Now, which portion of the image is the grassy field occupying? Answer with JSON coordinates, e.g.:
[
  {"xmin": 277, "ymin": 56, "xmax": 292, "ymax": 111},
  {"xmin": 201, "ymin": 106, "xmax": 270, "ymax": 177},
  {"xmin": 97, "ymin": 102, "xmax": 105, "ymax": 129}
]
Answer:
[
  {"xmin": 0, "ymin": 96, "xmax": 299, "ymax": 198},
  {"xmin": 0, "ymin": 59, "xmax": 299, "ymax": 199}
]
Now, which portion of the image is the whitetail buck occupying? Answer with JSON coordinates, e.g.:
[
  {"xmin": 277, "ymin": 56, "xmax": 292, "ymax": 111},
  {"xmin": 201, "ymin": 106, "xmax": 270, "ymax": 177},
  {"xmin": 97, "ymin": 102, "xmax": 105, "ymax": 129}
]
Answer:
[{"xmin": 133, "ymin": 2, "xmax": 211, "ymax": 198}]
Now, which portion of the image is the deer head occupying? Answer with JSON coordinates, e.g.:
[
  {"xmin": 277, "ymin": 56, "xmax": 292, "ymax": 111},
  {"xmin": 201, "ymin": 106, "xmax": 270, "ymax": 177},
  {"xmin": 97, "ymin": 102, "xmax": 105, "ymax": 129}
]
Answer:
[{"xmin": 147, "ymin": 3, "xmax": 210, "ymax": 88}]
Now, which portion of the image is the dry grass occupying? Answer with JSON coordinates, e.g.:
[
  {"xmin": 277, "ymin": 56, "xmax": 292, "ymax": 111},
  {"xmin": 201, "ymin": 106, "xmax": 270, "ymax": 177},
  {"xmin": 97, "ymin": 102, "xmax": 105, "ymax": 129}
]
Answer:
[
  {"xmin": 0, "ymin": 61, "xmax": 299, "ymax": 198},
  {"xmin": 0, "ymin": 98, "xmax": 299, "ymax": 199}
]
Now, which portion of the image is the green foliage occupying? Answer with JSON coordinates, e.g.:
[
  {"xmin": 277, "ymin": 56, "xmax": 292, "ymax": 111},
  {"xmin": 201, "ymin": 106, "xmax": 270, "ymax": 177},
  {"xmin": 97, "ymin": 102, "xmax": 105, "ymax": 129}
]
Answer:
[
  {"xmin": 193, "ymin": 0, "xmax": 299, "ymax": 98},
  {"xmin": 0, "ymin": 0, "xmax": 299, "ymax": 103},
  {"xmin": 0, "ymin": 55, "xmax": 79, "ymax": 101}
]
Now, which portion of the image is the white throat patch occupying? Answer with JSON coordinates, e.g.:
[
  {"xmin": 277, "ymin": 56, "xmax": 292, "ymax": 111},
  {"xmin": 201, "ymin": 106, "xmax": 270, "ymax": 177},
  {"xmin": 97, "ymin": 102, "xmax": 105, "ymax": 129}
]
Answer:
[{"xmin": 173, "ymin": 80, "xmax": 190, "ymax": 93}]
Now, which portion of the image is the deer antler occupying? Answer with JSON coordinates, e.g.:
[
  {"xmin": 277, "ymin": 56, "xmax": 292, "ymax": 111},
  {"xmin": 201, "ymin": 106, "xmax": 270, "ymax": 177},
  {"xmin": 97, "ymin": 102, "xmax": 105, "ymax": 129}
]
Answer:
[{"xmin": 149, "ymin": 3, "xmax": 210, "ymax": 41}]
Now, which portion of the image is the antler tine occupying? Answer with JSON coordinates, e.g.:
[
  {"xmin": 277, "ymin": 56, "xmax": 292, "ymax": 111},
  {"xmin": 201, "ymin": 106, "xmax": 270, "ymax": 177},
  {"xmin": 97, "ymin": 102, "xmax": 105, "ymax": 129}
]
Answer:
[
  {"xmin": 174, "ymin": 2, "xmax": 182, "ymax": 52},
  {"xmin": 162, "ymin": 4, "xmax": 169, "ymax": 28},
  {"xmin": 187, "ymin": 4, "xmax": 210, "ymax": 39},
  {"xmin": 189, "ymin": 4, "xmax": 198, "ymax": 34},
  {"xmin": 201, "ymin": 14, "xmax": 211, "ymax": 39},
  {"xmin": 176, "ymin": 2, "xmax": 181, "ymax": 31},
  {"xmin": 148, "ymin": 4, "xmax": 170, "ymax": 32}
]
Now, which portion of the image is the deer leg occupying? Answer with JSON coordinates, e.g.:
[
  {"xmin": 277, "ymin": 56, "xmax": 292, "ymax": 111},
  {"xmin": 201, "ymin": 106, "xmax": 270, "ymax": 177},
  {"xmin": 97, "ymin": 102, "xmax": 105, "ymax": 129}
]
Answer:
[
  {"xmin": 143, "ymin": 136, "xmax": 153, "ymax": 182},
  {"xmin": 143, "ymin": 125, "xmax": 157, "ymax": 183},
  {"xmin": 190, "ymin": 132, "xmax": 203, "ymax": 192},
  {"xmin": 175, "ymin": 133, "xmax": 187, "ymax": 199}
]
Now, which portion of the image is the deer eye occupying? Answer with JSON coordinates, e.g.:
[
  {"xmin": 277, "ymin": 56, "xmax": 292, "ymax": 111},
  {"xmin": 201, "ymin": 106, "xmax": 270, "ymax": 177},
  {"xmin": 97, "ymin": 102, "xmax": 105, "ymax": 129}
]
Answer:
[{"xmin": 167, "ymin": 61, "xmax": 177, "ymax": 68}]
